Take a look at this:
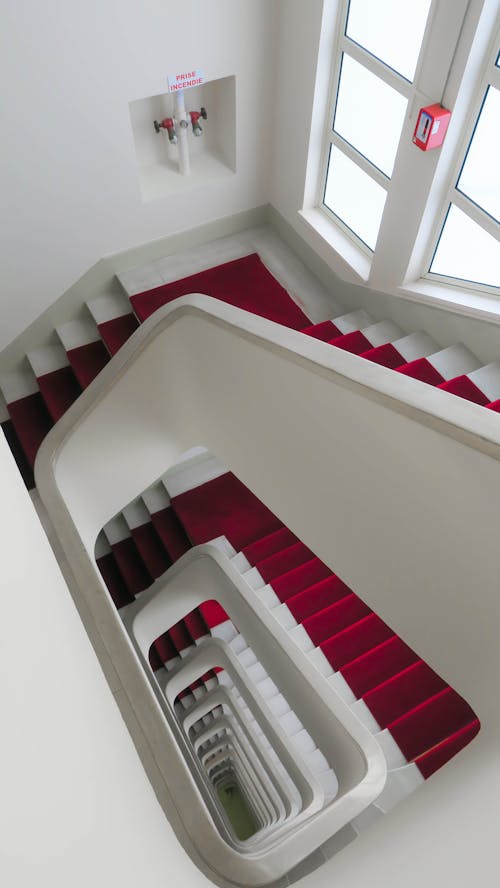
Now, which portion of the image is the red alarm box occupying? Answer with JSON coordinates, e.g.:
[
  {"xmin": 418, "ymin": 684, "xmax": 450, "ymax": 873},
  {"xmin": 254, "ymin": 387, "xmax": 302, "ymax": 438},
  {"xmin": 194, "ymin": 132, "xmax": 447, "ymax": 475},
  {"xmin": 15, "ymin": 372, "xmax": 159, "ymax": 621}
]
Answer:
[{"xmin": 413, "ymin": 103, "xmax": 451, "ymax": 151}]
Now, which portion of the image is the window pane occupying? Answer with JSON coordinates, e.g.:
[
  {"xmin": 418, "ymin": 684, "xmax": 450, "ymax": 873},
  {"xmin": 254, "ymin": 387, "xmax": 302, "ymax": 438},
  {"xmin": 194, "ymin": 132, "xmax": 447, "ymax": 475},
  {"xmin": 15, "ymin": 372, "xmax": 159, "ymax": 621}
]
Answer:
[
  {"xmin": 324, "ymin": 146, "xmax": 387, "ymax": 250},
  {"xmin": 430, "ymin": 205, "xmax": 500, "ymax": 288},
  {"xmin": 334, "ymin": 54, "xmax": 407, "ymax": 176},
  {"xmin": 457, "ymin": 86, "xmax": 500, "ymax": 223},
  {"xmin": 346, "ymin": 0, "xmax": 432, "ymax": 81}
]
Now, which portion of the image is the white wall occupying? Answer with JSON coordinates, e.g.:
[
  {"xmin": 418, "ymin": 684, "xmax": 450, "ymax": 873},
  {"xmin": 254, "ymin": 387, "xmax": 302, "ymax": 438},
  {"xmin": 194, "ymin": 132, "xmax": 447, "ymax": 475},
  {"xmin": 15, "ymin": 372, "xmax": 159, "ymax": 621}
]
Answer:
[{"xmin": 0, "ymin": 0, "xmax": 277, "ymax": 350}]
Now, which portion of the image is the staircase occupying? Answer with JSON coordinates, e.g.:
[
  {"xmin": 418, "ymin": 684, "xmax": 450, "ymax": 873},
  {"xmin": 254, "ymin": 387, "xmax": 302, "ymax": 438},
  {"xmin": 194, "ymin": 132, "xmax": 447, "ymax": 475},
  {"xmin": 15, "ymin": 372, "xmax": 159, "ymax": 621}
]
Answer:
[{"xmin": 0, "ymin": 240, "xmax": 485, "ymax": 884}]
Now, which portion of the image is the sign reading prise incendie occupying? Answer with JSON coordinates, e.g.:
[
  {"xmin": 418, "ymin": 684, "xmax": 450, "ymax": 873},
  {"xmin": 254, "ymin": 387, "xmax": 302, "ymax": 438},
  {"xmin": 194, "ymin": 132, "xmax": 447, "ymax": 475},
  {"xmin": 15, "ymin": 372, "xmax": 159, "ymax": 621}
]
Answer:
[{"xmin": 167, "ymin": 69, "xmax": 205, "ymax": 92}]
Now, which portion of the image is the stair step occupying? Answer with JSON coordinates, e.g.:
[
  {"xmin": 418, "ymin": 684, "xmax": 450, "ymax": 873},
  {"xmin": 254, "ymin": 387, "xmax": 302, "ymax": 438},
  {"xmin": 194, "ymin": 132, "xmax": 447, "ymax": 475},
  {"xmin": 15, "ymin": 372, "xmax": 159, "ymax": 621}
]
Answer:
[
  {"xmin": 97, "ymin": 313, "xmax": 140, "ymax": 355},
  {"xmin": 340, "ymin": 635, "xmax": 419, "ymax": 698},
  {"xmin": 319, "ymin": 614, "xmax": 393, "ymax": 670},
  {"xmin": 333, "ymin": 310, "xmax": 373, "ymax": 334},
  {"xmin": 468, "ymin": 361, "xmax": 500, "ymax": 401},
  {"xmin": 150, "ymin": 505, "xmax": 192, "ymax": 561},
  {"xmin": 130, "ymin": 522, "xmax": 172, "ymax": 579},
  {"xmin": 254, "ymin": 541, "xmax": 314, "ymax": 583},
  {"xmin": 387, "ymin": 687, "xmax": 478, "ymax": 764},
  {"xmin": 107, "ymin": 535, "xmax": 153, "ymax": 596},
  {"xmin": 96, "ymin": 551, "xmax": 135, "ymax": 609},
  {"xmin": 6, "ymin": 391, "xmax": 54, "ymax": 468},
  {"xmin": 397, "ymin": 344, "xmax": 481, "ymax": 385},
  {"xmin": 302, "ymin": 595, "xmax": 370, "ymax": 646},
  {"xmin": 285, "ymin": 574, "xmax": 352, "ymax": 622},
  {"xmin": 1, "ymin": 419, "xmax": 35, "ymax": 489},
  {"xmin": 66, "ymin": 340, "xmax": 111, "ymax": 388},
  {"xmin": 162, "ymin": 452, "xmax": 228, "ymax": 498},
  {"xmin": 362, "ymin": 660, "xmax": 447, "ymax": 729},
  {"xmin": 184, "ymin": 609, "xmax": 210, "ymax": 642},
  {"xmin": 37, "ymin": 366, "xmax": 82, "ymax": 421},
  {"xmin": 151, "ymin": 630, "xmax": 178, "ymax": 668},
  {"xmin": 199, "ymin": 600, "xmax": 230, "ymax": 631},
  {"xmin": 328, "ymin": 320, "xmax": 403, "ymax": 355},
  {"xmin": 129, "ymin": 253, "xmax": 311, "ymax": 329},
  {"xmin": 242, "ymin": 527, "xmax": 297, "ymax": 565},
  {"xmin": 301, "ymin": 320, "xmax": 343, "ymax": 341},
  {"xmin": 360, "ymin": 331, "xmax": 438, "ymax": 369},
  {"xmin": 141, "ymin": 482, "xmax": 171, "ymax": 514},
  {"xmin": 414, "ymin": 718, "xmax": 480, "ymax": 778},
  {"xmin": 437, "ymin": 374, "xmax": 490, "ymax": 405},
  {"xmin": 271, "ymin": 558, "xmax": 332, "ymax": 602},
  {"xmin": 169, "ymin": 621, "xmax": 195, "ymax": 655},
  {"xmin": 171, "ymin": 471, "xmax": 282, "ymax": 550}
]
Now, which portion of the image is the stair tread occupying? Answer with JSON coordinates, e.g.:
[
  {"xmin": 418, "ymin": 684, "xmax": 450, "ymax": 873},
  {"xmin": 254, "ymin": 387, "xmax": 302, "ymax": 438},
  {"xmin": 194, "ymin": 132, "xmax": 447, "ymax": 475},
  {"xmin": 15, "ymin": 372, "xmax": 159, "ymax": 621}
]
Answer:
[
  {"xmin": 254, "ymin": 541, "xmax": 314, "ymax": 583},
  {"xmin": 388, "ymin": 686, "xmax": 478, "ymax": 763},
  {"xmin": 37, "ymin": 365, "xmax": 82, "ymax": 421},
  {"xmin": 130, "ymin": 253, "xmax": 311, "ymax": 329},
  {"xmin": 363, "ymin": 660, "xmax": 447, "ymax": 729},
  {"xmin": 96, "ymin": 551, "xmax": 135, "ymax": 609},
  {"xmin": 319, "ymin": 614, "xmax": 393, "ymax": 670},
  {"xmin": 437, "ymin": 374, "xmax": 489, "ymax": 405},
  {"xmin": 7, "ymin": 391, "xmax": 54, "ymax": 468},
  {"xmin": 97, "ymin": 313, "xmax": 140, "ymax": 355},
  {"xmin": 414, "ymin": 718, "xmax": 480, "ymax": 778},
  {"xmin": 242, "ymin": 526, "xmax": 296, "ymax": 565},
  {"xmin": 301, "ymin": 320, "xmax": 341, "ymax": 341},
  {"xmin": 66, "ymin": 340, "xmax": 111, "ymax": 388},
  {"xmin": 1, "ymin": 419, "xmax": 35, "ymax": 489},
  {"xmin": 303, "ymin": 594, "xmax": 371, "ymax": 646},
  {"xmin": 171, "ymin": 471, "xmax": 282, "ymax": 550},
  {"xmin": 340, "ymin": 635, "xmax": 419, "ymax": 698},
  {"xmin": 150, "ymin": 505, "xmax": 191, "ymax": 561},
  {"xmin": 110, "ymin": 536, "xmax": 153, "ymax": 596},
  {"xmin": 285, "ymin": 574, "xmax": 352, "ymax": 622},
  {"xmin": 271, "ymin": 557, "xmax": 332, "ymax": 602},
  {"xmin": 328, "ymin": 329, "xmax": 372, "ymax": 354},
  {"xmin": 130, "ymin": 521, "xmax": 172, "ymax": 578}
]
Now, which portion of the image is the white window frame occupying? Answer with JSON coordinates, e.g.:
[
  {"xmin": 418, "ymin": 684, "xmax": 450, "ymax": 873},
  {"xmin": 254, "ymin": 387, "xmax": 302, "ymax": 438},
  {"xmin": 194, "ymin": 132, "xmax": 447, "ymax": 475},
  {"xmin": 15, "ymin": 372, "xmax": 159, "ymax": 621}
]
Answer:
[{"xmin": 301, "ymin": 0, "xmax": 500, "ymax": 317}]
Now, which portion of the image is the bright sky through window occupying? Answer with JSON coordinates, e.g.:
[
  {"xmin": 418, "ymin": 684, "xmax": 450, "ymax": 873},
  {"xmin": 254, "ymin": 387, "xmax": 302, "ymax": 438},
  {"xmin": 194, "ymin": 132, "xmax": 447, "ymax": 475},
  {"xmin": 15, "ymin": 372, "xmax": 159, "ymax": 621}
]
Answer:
[
  {"xmin": 457, "ymin": 86, "xmax": 500, "ymax": 223},
  {"xmin": 334, "ymin": 54, "xmax": 408, "ymax": 176},
  {"xmin": 345, "ymin": 0, "xmax": 433, "ymax": 81},
  {"xmin": 324, "ymin": 147, "xmax": 387, "ymax": 250},
  {"xmin": 431, "ymin": 205, "xmax": 500, "ymax": 288}
]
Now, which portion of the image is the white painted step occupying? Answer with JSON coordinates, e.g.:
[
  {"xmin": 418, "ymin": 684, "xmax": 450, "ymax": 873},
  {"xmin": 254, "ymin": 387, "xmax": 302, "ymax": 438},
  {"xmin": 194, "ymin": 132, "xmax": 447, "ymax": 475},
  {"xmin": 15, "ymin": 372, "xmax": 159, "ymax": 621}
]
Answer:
[
  {"xmin": 56, "ymin": 314, "xmax": 102, "ymax": 350},
  {"xmin": 427, "ymin": 344, "xmax": 481, "ymax": 380},
  {"xmin": 162, "ymin": 452, "xmax": 228, "ymax": 498},
  {"xmin": 122, "ymin": 497, "xmax": 152, "ymax": 530},
  {"xmin": 391, "ymin": 331, "xmax": 438, "ymax": 362},
  {"xmin": 0, "ymin": 365, "xmax": 40, "ymax": 403},
  {"xmin": 27, "ymin": 343, "xmax": 70, "ymax": 377},
  {"xmin": 141, "ymin": 482, "xmax": 171, "ymax": 515},
  {"xmin": 87, "ymin": 291, "xmax": 133, "ymax": 325},
  {"xmin": 361, "ymin": 320, "xmax": 404, "ymax": 348},
  {"xmin": 333, "ymin": 310, "xmax": 372, "ymax": 334},
  {"xmin": 103, "ymin": 513, "xmax": 130, "ymax": 545},
  {"xmin": 468, "ymin": 362, "xmax": 500, "ymax": 401}
]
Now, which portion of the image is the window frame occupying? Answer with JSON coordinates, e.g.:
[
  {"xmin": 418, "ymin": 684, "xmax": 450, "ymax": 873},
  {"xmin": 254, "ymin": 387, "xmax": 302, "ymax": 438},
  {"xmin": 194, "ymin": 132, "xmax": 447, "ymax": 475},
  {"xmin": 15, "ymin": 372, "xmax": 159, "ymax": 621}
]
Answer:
[{"xmin": 310, "ymin": 0, "xmax": 500, "ymax": 308}]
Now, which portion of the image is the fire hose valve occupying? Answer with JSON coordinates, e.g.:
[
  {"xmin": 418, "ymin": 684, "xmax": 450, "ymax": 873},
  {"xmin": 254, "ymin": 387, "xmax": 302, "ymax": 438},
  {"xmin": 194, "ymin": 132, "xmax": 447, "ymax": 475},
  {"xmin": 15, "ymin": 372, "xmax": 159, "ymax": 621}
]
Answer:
[
  {"xmin": 189, "ymin": 110, "xmax": 204, "ymax": 137},
  {"xmin": 153, "ymin": 117, "xmax": 178, "ymax": 144}
]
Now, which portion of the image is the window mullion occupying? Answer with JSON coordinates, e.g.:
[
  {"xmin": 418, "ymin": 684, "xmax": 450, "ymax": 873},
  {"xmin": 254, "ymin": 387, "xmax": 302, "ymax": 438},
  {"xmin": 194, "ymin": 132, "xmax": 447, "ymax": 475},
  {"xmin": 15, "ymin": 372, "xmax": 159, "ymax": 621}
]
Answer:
[
  {"xmin": 452, "ymin": 190, "xmax": 500, "ymax": 240},
  {"xmin": 331, "ymin": 132, "xmax": 390, "ymax": 190},
  {"xmin": 340, "ymin": 35, "xmax": 412, "ymax": 98}
]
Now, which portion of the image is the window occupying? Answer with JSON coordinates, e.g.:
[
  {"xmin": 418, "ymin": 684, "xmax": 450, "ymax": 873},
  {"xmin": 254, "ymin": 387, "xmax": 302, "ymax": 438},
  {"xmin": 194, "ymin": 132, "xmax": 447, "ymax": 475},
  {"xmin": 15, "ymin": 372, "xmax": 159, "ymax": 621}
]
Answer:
[
  {"xmin": 429, "ymin": 63, "xmax": 500, "ymax": 289},
  {"xmin": 314, "ymin": 0, "xmax": 500, "ymax": 305},
  {"xmin": 322, "ymin": 0, "xmax": 432, "ymax": 251}
]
